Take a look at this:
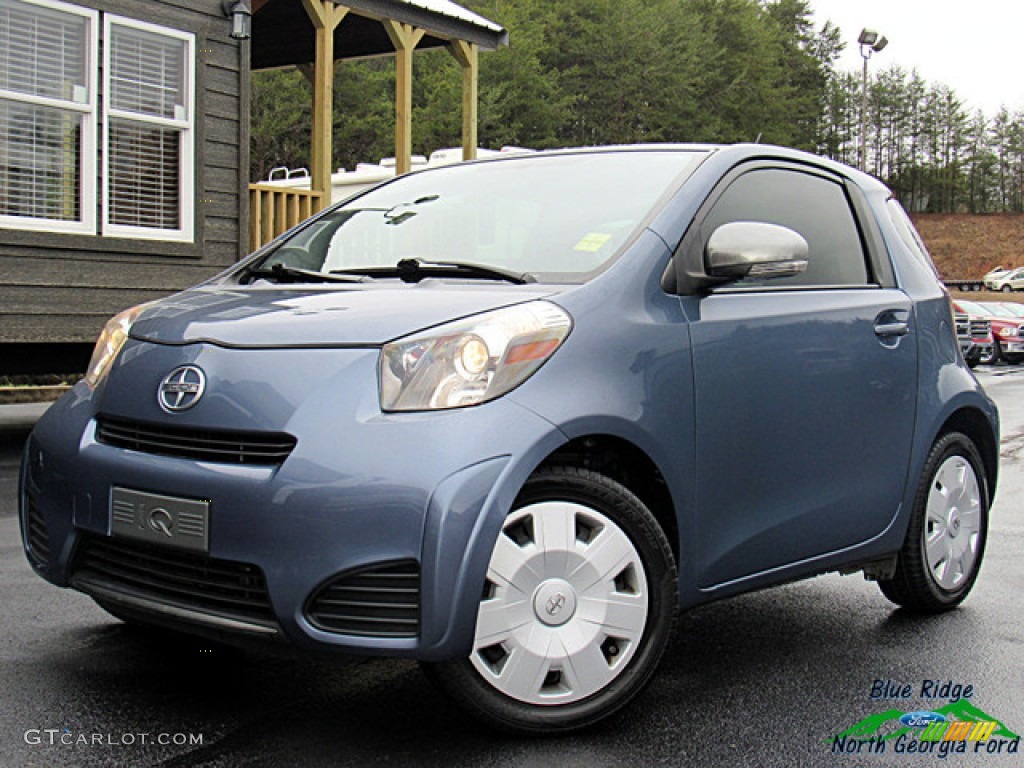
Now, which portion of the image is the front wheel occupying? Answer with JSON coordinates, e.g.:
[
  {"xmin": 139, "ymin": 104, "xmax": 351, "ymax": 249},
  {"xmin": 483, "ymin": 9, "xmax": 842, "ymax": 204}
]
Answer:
[
  {"xmin": 878, "ymin": 432, "xmax": 988, "ymax": 613},
  {"xmin": 423, "ymin": 466, "xmax": 677, "ymax": 733},
  {"xmin": 978, "ymin": 340, "xmax": 1001, "ymax": 366},
  {"xmin": 1001, "ymin": 284, "xmax": 1013, "ymax": 293}
]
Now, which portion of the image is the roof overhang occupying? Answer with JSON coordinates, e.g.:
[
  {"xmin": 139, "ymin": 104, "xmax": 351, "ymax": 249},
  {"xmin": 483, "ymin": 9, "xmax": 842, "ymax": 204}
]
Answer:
[{"xmin": 251, "ymin": 0, "xmax": 508, "ymax": 71}]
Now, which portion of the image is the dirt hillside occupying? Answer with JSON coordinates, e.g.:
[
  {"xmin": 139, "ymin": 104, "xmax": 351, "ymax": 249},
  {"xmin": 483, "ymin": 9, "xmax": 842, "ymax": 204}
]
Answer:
[{"xmin": 911, "ymin": 214, "xmax": 1024, "ymax": 280}]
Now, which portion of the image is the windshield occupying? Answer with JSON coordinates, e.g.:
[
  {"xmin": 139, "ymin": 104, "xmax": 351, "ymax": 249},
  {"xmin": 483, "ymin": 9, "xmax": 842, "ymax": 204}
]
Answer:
[
  {"xmin": 979, "ymin": 302, "xmax": 1013, "ymax": 317},
  {"xmin": 253, "ymin": 151, "xmax": 703, "ymax": 283},
  {"xmin": 956, "ymin": 300, "xmax": 986, "ymax": 315}
]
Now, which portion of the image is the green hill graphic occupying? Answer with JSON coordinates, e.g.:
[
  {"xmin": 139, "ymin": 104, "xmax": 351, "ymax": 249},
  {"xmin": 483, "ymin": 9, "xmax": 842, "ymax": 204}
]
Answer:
[{"xmin": 834, "ymin": 700, "xmax": 1019, "ymax": 742}]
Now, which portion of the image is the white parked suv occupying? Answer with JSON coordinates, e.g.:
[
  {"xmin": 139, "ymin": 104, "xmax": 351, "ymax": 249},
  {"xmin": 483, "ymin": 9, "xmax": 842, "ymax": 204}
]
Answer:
[{"xmin": 984, "ymin": 266, "xmax": 1024, "ymax": 292}]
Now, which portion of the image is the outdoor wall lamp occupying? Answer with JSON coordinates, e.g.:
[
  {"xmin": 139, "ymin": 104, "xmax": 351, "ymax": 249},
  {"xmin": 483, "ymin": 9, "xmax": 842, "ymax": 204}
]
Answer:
[{"xmin": 224, "ymin": 0, "xmax": 252, "ymax": 40}]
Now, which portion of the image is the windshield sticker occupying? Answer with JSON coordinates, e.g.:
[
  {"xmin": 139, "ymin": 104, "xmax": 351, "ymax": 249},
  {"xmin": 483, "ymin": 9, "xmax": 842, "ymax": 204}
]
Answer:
[{"xmin": 573, "ymin": 232, "xmax": 613, "ymax": 253}]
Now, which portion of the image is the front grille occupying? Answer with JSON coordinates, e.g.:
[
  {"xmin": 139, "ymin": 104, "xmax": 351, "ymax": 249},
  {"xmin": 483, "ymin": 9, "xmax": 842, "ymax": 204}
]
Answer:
[
  {"xmin": 970, "ymin": 318, "xmax": 991, "ymax": 339},
  {"xmin": 25, "ymin": 496, "xmax": 50, "ymax": 569},
  {"xmin": 71, "ymin": 534, "xmax": 275, "ymax": 624},
  {"xmin": 96, "ymin": 415, "xmax": 296, "ymax": 465},
  {"xmin": 954, "ymin": 313, "xmax": 969, "ymax": 338},
  {"xmin": 306, "ymin": 561, "xmax": 420, "ymax": 638}
]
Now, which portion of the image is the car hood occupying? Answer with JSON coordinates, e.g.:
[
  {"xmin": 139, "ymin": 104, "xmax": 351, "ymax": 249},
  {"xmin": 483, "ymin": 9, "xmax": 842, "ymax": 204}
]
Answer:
[{"xmin": 129, "ymin": 284, "xmax": 562, "ymax": 347}]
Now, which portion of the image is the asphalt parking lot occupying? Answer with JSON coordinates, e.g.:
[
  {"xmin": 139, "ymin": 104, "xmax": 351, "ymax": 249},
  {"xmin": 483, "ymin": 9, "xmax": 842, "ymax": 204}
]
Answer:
[{"xmin": 1, "ymin": 365, "xmax": 1022, "ymax": 767}]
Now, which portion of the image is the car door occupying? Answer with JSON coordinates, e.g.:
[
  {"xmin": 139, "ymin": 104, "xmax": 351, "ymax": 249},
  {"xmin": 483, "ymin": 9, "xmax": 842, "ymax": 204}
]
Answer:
[{"xmin": 684, "ymin": 163, "xmax": 918, "ymax": 588}]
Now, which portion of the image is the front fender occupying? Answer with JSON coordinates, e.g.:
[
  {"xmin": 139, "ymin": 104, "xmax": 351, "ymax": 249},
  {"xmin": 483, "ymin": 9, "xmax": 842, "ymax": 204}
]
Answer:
[{"xmin": 417, "ymin": 425, "xmax": 567, "ymax": 660}]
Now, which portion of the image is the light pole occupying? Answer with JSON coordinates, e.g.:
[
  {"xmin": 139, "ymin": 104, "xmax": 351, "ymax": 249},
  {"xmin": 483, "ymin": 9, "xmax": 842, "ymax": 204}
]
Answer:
[{"xmin": 858, "ymin": 28, "xmax": 888, "ymax": 172}]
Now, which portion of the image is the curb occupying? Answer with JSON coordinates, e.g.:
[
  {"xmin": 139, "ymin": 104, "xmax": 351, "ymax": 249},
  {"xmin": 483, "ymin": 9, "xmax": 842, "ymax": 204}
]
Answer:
[{"xmin": 0, "ymin": 402, "xmax": 52, "ymax": 435}]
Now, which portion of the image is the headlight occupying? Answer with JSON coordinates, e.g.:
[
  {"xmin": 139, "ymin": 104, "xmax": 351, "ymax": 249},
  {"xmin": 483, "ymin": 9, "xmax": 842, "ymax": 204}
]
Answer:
[
  {"xmin": 380, "ymin": 301, "xmax": 572, "ymax": 411},
  {"xmin": 84, "ymin": 304, "xmax": 149, "ymax": 389},
  {"xmin": 998, "ymin": 326, "xmax": 1018, "ymax": 339}
]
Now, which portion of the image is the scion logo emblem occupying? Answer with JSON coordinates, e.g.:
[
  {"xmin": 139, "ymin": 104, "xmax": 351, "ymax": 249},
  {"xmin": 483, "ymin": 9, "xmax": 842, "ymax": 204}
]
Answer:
[
  {"xmin": 545, "ymin": 592, "xmax": 567, "ymax": 616},
  {"xmin": 149, "ymin": 508, "xmax": 174, "ymax": 538},
  {"xmin": 159, "ymin": 366, "xmax": 206, "ymax": 412}
]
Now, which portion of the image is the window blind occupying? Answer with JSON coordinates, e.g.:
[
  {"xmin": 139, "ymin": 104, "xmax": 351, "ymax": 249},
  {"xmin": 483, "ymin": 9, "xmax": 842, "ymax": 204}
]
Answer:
[
  {"xmin": 0, "ymin": 0, "xmax": 91, "ymax": 227},
  {"xmin": 0, "ymin": 0, "xmax": 89, "ymax": 102},
  {"xmin": 108, "ymin": 23, "xmax": 184, "ymax": 119},
  {"xmin": 105, "ymin": 18, "xmax": 191, "ymax": 236},
  {"xmin": 107, "ymin": 118, "xmax": 180, "ymax": 230},
  {"xmin": 0, "ymin": 100, "xmax": 81, "ymax": 220}
]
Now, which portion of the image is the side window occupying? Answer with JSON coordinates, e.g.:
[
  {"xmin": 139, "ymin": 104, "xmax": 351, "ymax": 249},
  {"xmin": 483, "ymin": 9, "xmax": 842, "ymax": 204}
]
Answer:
[
  {"xmin": 702, "ymin": 168, "xmax": 870, "ymax": 288},
  {"xmin": 886, "ymin": 198, "xmax": 938, "ymax": 277}
]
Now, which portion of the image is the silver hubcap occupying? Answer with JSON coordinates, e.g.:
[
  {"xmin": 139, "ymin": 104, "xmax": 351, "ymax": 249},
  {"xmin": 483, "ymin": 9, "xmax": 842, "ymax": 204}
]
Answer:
[
  {"xmin": 924, "ymin": 456, "xmax": 982, "ymax": 591},
  {"xmin": 470, "ymin": 501, "xmax": 649, "ymax": 706}
]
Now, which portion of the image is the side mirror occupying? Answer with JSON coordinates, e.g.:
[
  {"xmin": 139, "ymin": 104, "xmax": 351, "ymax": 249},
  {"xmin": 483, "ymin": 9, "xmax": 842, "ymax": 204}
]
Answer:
[{"xmin": 705, "ymin": 221, "xmax": 809, "ymax": 281}]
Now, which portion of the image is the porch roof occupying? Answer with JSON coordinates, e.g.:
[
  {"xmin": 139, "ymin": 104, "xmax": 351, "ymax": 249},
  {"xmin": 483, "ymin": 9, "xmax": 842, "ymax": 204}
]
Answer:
[{"xmin": 251, "ymin": 0, "xmax": 508, "ymax": 71}]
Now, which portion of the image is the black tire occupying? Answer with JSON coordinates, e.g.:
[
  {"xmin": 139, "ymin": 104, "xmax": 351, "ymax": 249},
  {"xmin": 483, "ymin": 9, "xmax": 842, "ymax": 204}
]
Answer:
[
  {"xmin": 979, "ymin": 340, "xmax": 1001, "ymax": 366},
  {"xmin": 423, "ymin": 466, "xmax": 677, "ymax": 733},
  {"xmin": 878, "ymin": 433, "xmax": 988, "ymax": 613},
  {"xmin": 1004, "ymin": 353, "xmax": 1024, "ymax": 365}
]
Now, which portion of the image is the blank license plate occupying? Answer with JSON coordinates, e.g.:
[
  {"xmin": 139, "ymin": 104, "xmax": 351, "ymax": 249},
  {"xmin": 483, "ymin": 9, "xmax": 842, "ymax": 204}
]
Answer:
[{"xmin": 110, "ymin": 487, "xmax": 210, "ymax": 553}]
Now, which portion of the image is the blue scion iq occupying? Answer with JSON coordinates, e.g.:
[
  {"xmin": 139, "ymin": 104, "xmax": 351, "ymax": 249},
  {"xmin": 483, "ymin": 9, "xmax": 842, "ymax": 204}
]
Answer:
[{"xmin": 20, "ymin": 145, "xmax": 999, "ymax": 733}]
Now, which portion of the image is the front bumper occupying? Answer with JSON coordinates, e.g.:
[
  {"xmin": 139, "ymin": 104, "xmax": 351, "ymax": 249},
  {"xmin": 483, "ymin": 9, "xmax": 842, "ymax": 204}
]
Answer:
[{"xmin": 19, "ymin": 341, "xmax": 565, "ymax": 660}]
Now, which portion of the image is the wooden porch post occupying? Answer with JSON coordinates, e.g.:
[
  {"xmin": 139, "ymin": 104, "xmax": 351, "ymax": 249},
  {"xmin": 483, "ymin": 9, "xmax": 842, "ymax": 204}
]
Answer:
[
  {"xmin": 448, "ymin": 40, "xmax": 479, "ymax": 161},
  {"xmin": 301, "ymin": 0, "xmax": 349, "ymax": 198},
  {"xmin": 383, "ymin": 21, "xmax": 425, "ymax": 175}
]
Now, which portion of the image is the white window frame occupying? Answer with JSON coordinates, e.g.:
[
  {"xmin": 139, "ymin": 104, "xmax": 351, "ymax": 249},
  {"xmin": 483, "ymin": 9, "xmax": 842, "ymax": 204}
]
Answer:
[
  {"xmin": 101, "ymin": 14, "xmax": 195, "ymax": 242},
  {"xmin": 0, "ymin": 0, "xmax": 98, "ymax": 235}
]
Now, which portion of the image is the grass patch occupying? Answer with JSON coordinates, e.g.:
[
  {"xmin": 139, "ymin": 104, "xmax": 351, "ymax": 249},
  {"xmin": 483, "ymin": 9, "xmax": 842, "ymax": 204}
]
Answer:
[{"xmin": 0, "ymin": 374, "xmax": 80, "ymax": 404}]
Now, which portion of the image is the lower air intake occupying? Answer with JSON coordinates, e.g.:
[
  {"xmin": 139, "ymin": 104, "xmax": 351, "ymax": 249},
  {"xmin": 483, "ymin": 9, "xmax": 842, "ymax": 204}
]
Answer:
[
  {"xmin": 25, "ymin": 496, "xmax": 50, "ymax": 570},
  {"xmin": 305, "ymin": 561, "xmax": 420, "ymax": 638}
]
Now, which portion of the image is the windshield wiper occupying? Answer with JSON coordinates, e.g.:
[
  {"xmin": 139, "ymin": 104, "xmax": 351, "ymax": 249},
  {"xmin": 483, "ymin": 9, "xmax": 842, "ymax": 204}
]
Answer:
[
  {"xmin": 332, "ymin": 258, "xmax": 534, "ymax": 285},
  {"xmin": 246, "ymin": 263, "xmax": 371, "ymax": 284}
]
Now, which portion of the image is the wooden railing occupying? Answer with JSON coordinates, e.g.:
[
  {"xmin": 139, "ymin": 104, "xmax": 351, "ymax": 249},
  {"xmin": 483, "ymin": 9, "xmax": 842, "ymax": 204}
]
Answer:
[{"xmin": 248, "ymin": 184, "xmax": 325, "ymax": 252}]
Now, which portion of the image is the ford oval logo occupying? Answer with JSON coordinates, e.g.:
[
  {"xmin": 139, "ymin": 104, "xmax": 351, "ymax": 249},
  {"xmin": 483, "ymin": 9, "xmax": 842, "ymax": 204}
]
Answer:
[
  {"xmin": 899, "ymin": 711, "xmax": 947, "ymax": 728},
  {"xmin": 158, "ymin": 366, "xmax": 206, "ymax": 412}
]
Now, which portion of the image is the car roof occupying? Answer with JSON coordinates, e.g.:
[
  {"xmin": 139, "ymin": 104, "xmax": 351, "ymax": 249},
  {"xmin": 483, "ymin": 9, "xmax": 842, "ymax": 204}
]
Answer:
[{"xmin": 456, "ymin": 143, "xmax": 891, "ymax": 195}]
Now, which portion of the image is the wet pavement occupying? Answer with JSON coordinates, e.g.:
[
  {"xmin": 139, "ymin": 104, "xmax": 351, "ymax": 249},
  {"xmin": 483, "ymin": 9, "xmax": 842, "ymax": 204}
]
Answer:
[{"xmin": 1, "ymin": 368, "xmax": 1022, "ymax": 767}]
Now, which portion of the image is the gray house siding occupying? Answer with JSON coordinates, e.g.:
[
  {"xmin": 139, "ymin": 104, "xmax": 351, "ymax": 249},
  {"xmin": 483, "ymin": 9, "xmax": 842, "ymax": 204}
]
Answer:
[{"xmin": 0, "ymin": 0, "xmax": 248, "ymax": 347}]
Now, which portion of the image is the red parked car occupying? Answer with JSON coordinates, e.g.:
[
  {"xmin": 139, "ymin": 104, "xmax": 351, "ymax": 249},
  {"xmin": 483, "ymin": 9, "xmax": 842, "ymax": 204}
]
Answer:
[{"xmin": 956, "ymin": 300, "xmax": 1024, "ymax": 364}]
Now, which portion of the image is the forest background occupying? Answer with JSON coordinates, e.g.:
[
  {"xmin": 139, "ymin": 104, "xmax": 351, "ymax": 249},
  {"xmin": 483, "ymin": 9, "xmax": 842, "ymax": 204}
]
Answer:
[{"xmin": 251, "ymin": 0, "xmax": 1024, "ymax": 227}]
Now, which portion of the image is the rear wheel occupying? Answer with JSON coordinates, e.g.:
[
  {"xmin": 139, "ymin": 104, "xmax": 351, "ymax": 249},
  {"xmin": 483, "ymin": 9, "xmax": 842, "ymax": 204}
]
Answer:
[
  {"xmin": 424, "ymin": 466, "xmax": 676, "ymax": 733},
  {"xmin": 878, "ymin": 432, "xmax": 988, "ymax": 612}
]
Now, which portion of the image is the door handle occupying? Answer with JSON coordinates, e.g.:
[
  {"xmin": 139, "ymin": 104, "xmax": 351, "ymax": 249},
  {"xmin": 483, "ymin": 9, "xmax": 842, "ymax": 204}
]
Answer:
[
  {"xmin": 875, "ymin": 321, "xmax": 910, "ymax": 337},
  {"xmin": 874, "ymin": 310, "xmax": 911, "ymax": 338}
]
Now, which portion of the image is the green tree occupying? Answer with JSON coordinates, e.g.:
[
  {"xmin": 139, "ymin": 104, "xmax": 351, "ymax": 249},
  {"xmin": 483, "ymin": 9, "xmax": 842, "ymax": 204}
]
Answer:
[{"xmin": 249, "ymin": 69, "xmax": 311, "ymax": 181}]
